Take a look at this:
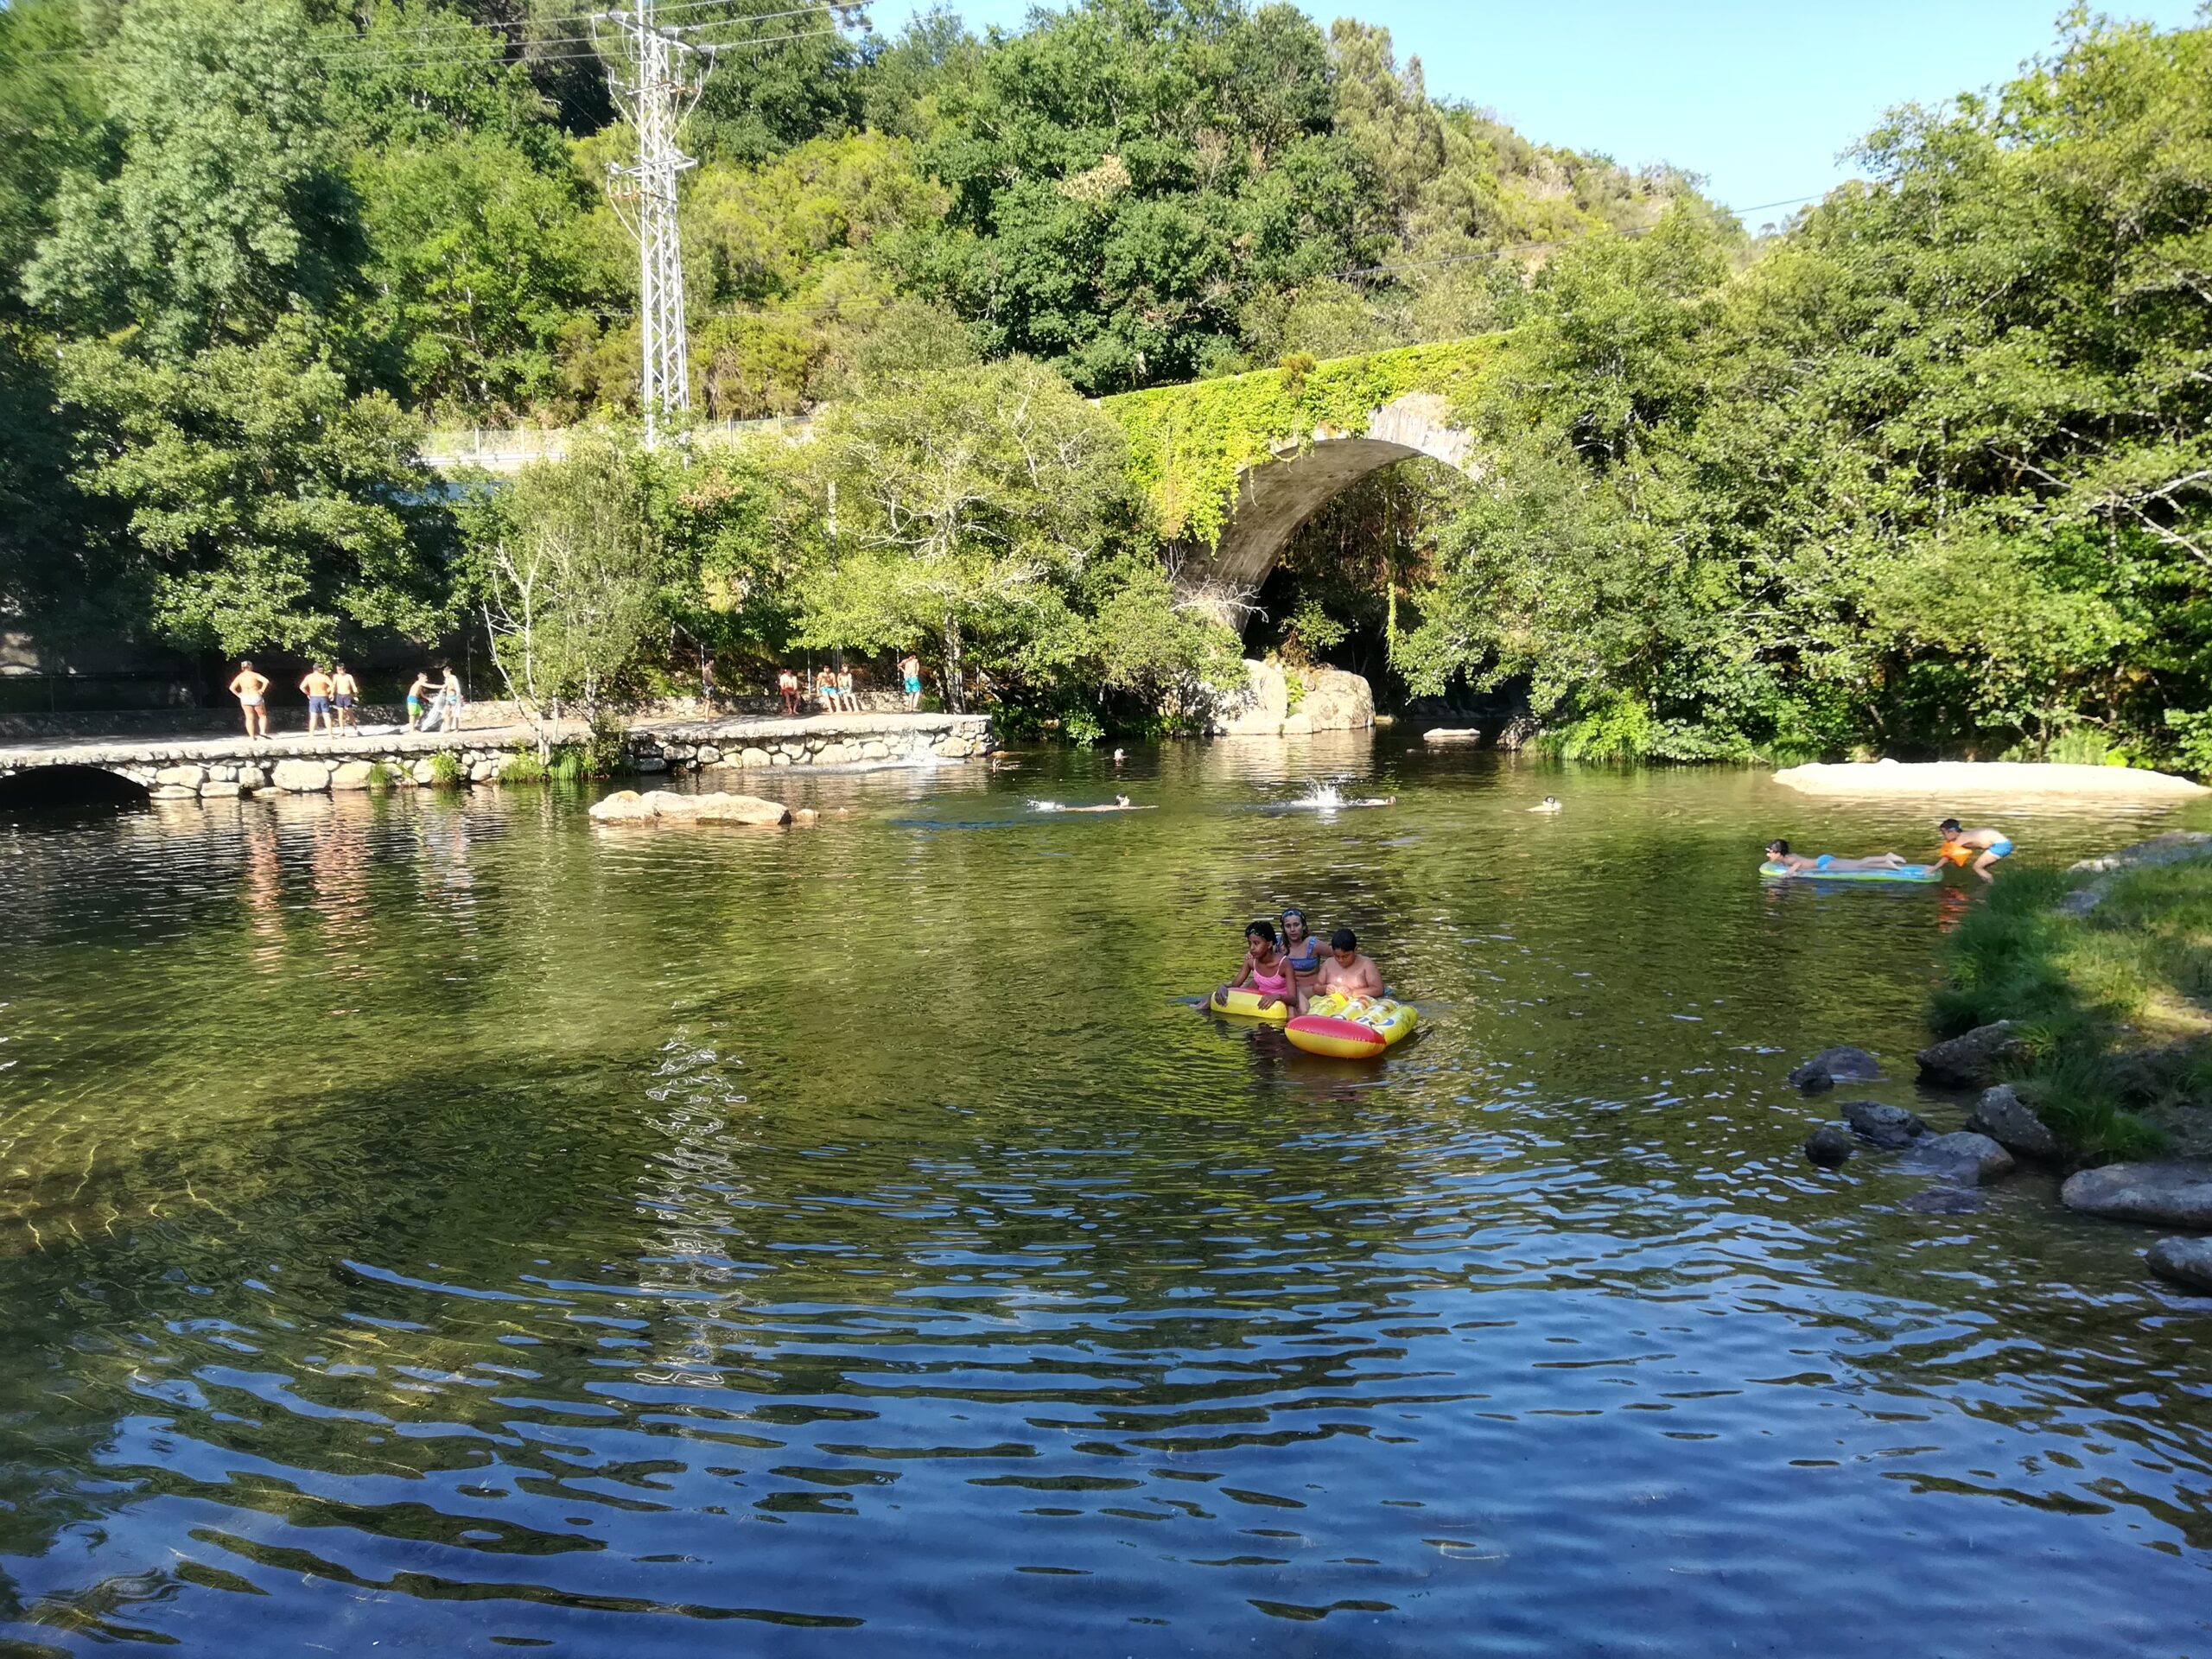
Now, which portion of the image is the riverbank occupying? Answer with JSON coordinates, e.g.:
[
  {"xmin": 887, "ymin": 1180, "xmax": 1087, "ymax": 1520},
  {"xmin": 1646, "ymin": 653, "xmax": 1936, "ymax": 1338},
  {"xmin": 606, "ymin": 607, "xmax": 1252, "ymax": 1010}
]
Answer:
[{"xmin": 1928, "ymin": 836, "xmax": 2212, "ymax": 1162}]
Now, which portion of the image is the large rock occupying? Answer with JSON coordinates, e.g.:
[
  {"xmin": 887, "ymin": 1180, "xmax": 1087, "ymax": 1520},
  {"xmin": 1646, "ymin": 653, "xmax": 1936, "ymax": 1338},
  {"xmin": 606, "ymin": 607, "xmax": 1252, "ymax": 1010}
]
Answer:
[
  {"xmin": 1916, "ymin": 1021, "xmax": 2031, "ymax": 1088},
  {"xmin": 2146, "ymin": 1236, "xmax": 2212, "ymax": 1292},
  {"xmin": 1913, "ymin": 1132, "xmax": 2017, "ymax": 1185},
  {"xmin": 1789, "ymin": 1046, "xmax": 1882, "ymax": 1090},
  {"xmin": 1296, "ymin": 668, "xmax": 1375, "ymax": 734},
  {"xmin": 592, "ymin": 789, "xmax": 790, "ymax": 826},
  {"xmin": 1803, "ymin": 1125, "xmax": 1855, "ymax": 1167},
  {"xmin": 329, "ymin": 760, "xmax": 376, "ymax": 791},
  {"xmin": 2062, "ymin": 1161, "xmax": 2212, "ymax": 1227},
  {"xmin": 1965, "ymin": 1084, "xmax": 2060, "ymax": 1161},
  {"xmin": 1842, "ymin": 1100, "xmax": 1925, "ymax": 1148},
  {"xmin": 155, "ymin": 764, "xmax": 206, "ymax": 787},
  {"xmin": 1212, "ymin": 658, "xmax": 1290, "ymax": 736},
  {"xmin": 588, "ymin": 789, "xmax": 657, "ymax": 823},
  {"xmin": 271, "ymin": 758, "xmax": 330, "ymax": 793}
]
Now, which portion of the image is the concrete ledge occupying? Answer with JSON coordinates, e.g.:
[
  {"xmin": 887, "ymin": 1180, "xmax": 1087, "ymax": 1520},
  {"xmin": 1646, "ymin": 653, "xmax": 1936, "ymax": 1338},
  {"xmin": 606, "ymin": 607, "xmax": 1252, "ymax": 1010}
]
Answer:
[{"xmin": 1774, "ymin": 760, "xmax": 2205, "ymax": 798}]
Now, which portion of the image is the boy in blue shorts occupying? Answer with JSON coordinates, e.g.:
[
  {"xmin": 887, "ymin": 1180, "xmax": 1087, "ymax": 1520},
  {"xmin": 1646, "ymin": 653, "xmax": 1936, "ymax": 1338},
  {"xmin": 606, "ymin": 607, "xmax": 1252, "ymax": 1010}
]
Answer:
[{"xmin": 1938, "ymin": 817, "xmax": 2014, "ymax": 881}]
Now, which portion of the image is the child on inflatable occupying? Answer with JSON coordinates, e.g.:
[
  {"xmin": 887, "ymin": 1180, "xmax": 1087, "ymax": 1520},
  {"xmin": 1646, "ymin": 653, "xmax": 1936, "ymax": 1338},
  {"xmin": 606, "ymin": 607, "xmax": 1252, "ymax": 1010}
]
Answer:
[{"xmin": 1762, "ymin": 839, "xmax": 1910, "ymax": 874}]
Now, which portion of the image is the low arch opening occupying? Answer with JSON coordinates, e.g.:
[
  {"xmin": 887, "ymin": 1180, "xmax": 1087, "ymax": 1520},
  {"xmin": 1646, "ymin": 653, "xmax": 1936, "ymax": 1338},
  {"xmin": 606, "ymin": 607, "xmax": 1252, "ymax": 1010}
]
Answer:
[{"xmin": 0, "ymin": 766, "xmax": 152, "ymax": 812}]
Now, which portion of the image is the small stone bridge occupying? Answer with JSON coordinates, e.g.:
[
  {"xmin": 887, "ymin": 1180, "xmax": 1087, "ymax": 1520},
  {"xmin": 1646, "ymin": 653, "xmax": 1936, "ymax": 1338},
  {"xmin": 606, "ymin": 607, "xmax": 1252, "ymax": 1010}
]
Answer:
[{"xmin": 0, "ymin": 712, "xmax": 992, "ymax": 807}]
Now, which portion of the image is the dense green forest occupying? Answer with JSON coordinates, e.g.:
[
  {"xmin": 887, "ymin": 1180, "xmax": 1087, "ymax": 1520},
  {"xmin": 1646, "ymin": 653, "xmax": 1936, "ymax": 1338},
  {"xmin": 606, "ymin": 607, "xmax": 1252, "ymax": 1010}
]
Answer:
[{"xmin": 1, "ymin": 0, "xmax": 2208, "ymax": 762}]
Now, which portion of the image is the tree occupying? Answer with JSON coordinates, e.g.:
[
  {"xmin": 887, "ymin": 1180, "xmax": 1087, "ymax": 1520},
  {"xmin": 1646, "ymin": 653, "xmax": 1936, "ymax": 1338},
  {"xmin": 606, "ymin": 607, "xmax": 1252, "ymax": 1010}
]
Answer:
[
  {"xmin": 464, "ymin": 433, "xmax": 672, "ymax": 737},
  {"xmin": 793, "ymin": 357, "xmax": 1135, "ymax": 709}
]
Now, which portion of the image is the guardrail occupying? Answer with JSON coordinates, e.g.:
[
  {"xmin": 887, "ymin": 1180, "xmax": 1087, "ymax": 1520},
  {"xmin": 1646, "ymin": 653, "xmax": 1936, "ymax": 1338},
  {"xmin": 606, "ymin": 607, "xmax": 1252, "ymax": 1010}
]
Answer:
[{"xmin": 418, "ymin": 415, "xmax": 810, "ymax": 473}]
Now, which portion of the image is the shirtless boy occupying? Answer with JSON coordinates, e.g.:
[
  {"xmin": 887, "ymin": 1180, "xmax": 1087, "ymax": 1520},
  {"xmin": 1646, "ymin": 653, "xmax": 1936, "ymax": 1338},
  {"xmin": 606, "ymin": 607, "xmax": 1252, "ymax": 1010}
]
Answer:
[
  {"xmin": 1762, "ymin": 839, "xmax": 1908, "ymax": 874},
  {"xmin": 331, "ymin": 664, "xmax": 359, "ymax": 731},
  {"xmin": 228, "ymin": 660, "xmax": 270, "ymax": 739},
  {"xmin": 1313, "ymin": 928, "xmax": 1384, "ymax": 1001},
  {"xmin": 299, "ymin": 664, "xmax": 335, "ymax": 734},
  {"xmin": 1938, "ymin": 818, "xmax": 2014, "ymax": 882}
]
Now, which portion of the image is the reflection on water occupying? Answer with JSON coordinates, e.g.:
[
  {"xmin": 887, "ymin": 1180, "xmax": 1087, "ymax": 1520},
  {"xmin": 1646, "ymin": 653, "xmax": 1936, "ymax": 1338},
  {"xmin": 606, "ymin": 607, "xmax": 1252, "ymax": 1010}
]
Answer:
[{"xmin": 1, "ymin": 743, "xmax": 2209, "ymax": 1655}]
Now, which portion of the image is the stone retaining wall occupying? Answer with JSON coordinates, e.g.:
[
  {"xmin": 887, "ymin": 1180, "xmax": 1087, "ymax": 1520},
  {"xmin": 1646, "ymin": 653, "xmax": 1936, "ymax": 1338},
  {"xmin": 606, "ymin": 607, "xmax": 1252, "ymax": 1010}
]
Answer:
[{"xmin": 630, "ymin": 717, "xmax": 991, "ymax": 775}]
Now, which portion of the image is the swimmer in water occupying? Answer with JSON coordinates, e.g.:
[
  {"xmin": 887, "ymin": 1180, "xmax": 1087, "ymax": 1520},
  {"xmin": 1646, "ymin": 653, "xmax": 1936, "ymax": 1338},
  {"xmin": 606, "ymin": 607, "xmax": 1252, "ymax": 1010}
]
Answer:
[
  {"xmin": 1217, "ymin": 919, "xmax": 1301, "ymax": 1016},
  {"xmin": 1344, "ymin": 795, "xmax": 1396, "ymax": 808},
  {"xmin": 1035, "ymin": 795, "xmax": 1151, "ymax": 813},
  {"xmin": 1313, "ymin": 927, "xmax": 1384, "ymax": 1001},
  {"xmin": 1279, "ymin": 906, "xmax": 1322, "ymax": 992},
  {"xmin": 1530, "ymin": 796, "xmax": 1562, "ymax": 813},
  {"xmin": 1763, "ymin": 839, "xmax": 1910, "ymax": 874}
]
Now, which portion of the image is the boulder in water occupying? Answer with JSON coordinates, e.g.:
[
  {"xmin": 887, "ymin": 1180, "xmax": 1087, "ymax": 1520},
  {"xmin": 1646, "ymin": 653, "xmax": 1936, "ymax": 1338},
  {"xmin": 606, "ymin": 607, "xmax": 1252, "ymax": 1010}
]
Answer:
[
  {"xmin": 1842, "ymin": 1100, "xmax": 1925, "ymax": 1148},
  {"xmin": 2146, "ymin": 1236, "xmax": 2212, "ymax": 1293},
  {"xmin": 1916, "ymin": 1021, "xmax": 2031, "ymax": 1089},
  {"xmin": 1803, "ymin": 1126, "xmax": 1855, "ymax": 1168},
  {"xmin": 1965, "ymin": 1084, "xmax": 2060, "ymax": 1161},
  {"xmin": 1912, "ymin": 1132, "xmax": 2016, "ymax": 1185},
  {"xmin": 1789, "ymin": 1046, "xmax": 1881, "ymax": 1090},
  {"xmin": 1902, "ymin": 1185, "xmax": 1986, "ymax": 1215},
  {"xmin": 2062, "ymin": 1161, "xmax": 2212, "ymax": 1227}
]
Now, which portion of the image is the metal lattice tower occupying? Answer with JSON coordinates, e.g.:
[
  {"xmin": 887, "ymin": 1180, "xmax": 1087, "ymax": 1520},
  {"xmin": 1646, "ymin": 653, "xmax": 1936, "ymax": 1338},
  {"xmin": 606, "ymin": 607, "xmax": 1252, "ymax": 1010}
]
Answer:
[{"xmin": 594, "ymin": 4, "xmax": 712, "ymax": 448}]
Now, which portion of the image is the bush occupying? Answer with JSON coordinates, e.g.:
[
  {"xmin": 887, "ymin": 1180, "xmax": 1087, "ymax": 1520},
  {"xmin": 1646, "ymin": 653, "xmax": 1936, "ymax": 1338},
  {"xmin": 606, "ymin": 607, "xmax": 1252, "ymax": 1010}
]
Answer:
[{"xmin": 429, "ymin": 750, "xmax": 463, "ymax": 788}]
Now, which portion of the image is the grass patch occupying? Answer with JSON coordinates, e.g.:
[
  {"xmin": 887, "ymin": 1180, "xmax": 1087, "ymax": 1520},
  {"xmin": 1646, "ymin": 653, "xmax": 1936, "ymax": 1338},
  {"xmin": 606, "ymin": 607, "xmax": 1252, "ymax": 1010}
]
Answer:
[
  {"xmin": 365, "ymin": 760, "xmax": 398, "ymax": 790},
  {"xmin": 1932, "ymin": 860, "xmax": 2212, "ymax": 1160},
  {"xmin": 429, "ymin": 750, "xmax": 463, "ymax": 789},
  {"xmin": 502, "ymin": 746, "xmax": 549, "ymax": 785}
]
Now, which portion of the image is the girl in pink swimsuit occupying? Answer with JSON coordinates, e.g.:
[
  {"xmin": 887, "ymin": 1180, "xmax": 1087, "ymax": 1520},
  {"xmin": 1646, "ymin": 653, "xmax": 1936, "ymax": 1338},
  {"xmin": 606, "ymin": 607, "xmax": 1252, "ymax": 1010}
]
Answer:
[{"xmin": 1217, "ymin": 919, "xmax": 1302, "ymax": 1014}]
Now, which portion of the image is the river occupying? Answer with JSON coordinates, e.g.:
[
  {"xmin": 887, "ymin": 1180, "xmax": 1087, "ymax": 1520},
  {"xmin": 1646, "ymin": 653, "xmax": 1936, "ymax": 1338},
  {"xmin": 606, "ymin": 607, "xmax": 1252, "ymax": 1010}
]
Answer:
[{"xmin": 1, "ymin": 737, "xmax": 2207, "ymax": 1655}]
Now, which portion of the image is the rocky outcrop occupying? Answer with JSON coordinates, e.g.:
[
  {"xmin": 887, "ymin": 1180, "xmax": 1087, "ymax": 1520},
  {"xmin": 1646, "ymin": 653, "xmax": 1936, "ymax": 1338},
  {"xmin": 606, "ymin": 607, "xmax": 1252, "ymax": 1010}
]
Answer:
[
  {"xmin": 1803, "ymin": 1126, "xmax": 1855, "ymax": 1167},
  {"xmin": 1207, "ymin": 659, "xmax": 1376, "ymax": 737},
  {"xmin": 2057, "ymin": 831, "xmax": 2212, "ymax": 916},
  {"xmin": 2146, "ymin": 1236, "xmax": 2212, "ymax": 1292},
  {"xmin": 1916, "ymin": 1021, "xmax": 2031, "ymax": 1089},
  {"xmin": 1912, "ymin": 1132, "xmax": 2017, "ymax": 1185},
  {"xmin": 588, "ymin": 789, "xmax": 791, "ymax": 827},
  {"xmin": 1964, "ymin": 1084, "xmax": 2060, "ymax": 1161},
  {"xmin": 1842, "ymin": 1100, "xmax": 1924, "ymax": 1148},
  {"xmin": 1789, "ymin": 1046, "xmax": 1881, "ymax": 1090},
  {"xmin": 2062, "ymin": 1160, "xmax": 2212, "ymax": 1227}
]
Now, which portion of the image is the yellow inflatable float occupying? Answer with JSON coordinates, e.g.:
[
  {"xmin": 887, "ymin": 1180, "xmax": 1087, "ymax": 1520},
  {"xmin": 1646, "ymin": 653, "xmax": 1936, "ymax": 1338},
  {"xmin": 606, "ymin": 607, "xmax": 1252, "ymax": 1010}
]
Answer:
[
  {"xmin": 1285, "ymin": 993, "xmax": 1418, "ymax": 1059},
  {"xmin": 1209, "ymin": 987, "xmax": 1294, "ymax": 1023}
]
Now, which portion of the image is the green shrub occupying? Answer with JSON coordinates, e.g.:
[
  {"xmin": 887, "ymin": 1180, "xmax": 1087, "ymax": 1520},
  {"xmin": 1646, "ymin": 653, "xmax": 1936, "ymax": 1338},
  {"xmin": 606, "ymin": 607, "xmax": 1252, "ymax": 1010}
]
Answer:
[
  {"xmin": 502, "ymin": 746, "xmax": 549, "ymax": 785},
  {"xmin": 429, "ymin": 750, "xmax": 463, "ymax": 789},
  {"xmin": 1064, "ymin": 709, "xmax": 1105, "ymax": 747}
]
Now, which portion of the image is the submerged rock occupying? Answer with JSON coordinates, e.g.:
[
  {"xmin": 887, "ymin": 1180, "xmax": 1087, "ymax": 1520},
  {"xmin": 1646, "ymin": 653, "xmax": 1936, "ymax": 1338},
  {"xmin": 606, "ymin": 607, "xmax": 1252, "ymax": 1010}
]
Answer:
[
  {"xmin": 1803, "ymin": 1126, "xmax": 1855, "ymax": 1167},
  {"xmin": 1789, "ymin": 1046, "xmax": 1882, "ymax": 1090},
  {"xmin": 1965, "ymin": 1084, "xmax": 2060, "ymax": 1161},
  {"xmin": 2146, "ymin": 1236, "xmax": 2212, "ymax": 1293},
  {"xmin": 1916, "ymin": 1021, "xmax": 2031, "ymax": 1089},
  {"xmin": 1902, "ymin": 1185, "xmax": 1986, "ymax": 1215},
  {"xmin": 1912, "ymin": 1132, "xmax": 2016, "ymax": 1185},
  {"xmin": 1842, "ymin": 1100, "xmax": 1925, "ymax": 1148},
  {"xmin": 2062, "ymin": 1161, "xmax": 2212, "ymax": 1227}
]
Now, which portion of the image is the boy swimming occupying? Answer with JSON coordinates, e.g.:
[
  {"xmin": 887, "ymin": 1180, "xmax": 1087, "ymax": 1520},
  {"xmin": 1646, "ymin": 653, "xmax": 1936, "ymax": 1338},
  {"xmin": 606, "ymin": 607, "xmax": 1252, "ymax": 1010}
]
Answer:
[{"xmin": 1938, "ymin": 818, "xmax": 2014, "ymax": 882}]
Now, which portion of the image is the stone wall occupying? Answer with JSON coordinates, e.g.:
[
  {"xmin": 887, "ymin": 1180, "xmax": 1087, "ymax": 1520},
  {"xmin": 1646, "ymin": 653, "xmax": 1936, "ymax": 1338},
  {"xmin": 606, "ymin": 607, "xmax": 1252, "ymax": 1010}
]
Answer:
[{"xmin": 632, "ymin": 717, "xmax": 991, "ymax": 773}]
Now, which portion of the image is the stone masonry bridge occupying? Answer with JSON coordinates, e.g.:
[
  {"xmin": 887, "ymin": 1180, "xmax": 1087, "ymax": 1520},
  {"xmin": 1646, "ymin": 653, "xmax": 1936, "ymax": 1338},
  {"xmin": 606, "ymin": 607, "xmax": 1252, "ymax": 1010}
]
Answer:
[
  {"xmin": 0, "ymin": 711, "xmax": 992, "ymax": 808},
  {"xmin": 419, "ymin": 338, "xmax": 1499, "ymax": 626}
]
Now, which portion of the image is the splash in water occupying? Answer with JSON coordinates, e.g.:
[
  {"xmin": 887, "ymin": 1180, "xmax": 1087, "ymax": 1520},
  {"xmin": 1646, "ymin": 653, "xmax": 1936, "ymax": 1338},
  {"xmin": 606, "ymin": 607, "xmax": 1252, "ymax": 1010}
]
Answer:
[{"xmin": 1298, "ymin": 781, "xmax": 1345, "ymax": 810}]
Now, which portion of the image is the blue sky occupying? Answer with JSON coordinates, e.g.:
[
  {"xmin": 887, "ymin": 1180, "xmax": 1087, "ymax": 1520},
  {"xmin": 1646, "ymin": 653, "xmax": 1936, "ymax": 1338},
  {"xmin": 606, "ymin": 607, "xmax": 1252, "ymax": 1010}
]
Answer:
[{"xmin": 866, "ymin": 0, "xmax": 2207, "ymax": 226}]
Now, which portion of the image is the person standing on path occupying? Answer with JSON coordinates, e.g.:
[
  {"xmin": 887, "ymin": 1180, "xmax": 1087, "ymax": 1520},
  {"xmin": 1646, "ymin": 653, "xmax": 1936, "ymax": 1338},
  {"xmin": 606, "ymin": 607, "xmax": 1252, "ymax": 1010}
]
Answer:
[
  {"xmin": 900, "ymin": 652, "xmax": 922, "ymax": 712},
  {"xmin": 438, "ymin": 665, "xmax": 464, "ymax": 733},
  {"xmin": 228, "ymin": 661, "xmax": 270, "ymax": 739},
  {"xmin": 299, "ymin": 664, "xmax": 335, "ymax": 734},
  {"xmin": 405, "ymin": 670, "xmax": 433, "ymax": 732},
  {"xmin": 331, "ymin": 664, "xmax": 359, "ymax": 732}
]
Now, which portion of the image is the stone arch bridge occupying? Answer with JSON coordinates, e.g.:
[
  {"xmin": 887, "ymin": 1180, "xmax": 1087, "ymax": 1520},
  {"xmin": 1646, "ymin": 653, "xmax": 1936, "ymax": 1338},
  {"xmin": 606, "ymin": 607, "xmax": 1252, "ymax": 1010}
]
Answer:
[{"xmin": 1097, "ymin": 335, "xmax": 1497, "ymax": 623}]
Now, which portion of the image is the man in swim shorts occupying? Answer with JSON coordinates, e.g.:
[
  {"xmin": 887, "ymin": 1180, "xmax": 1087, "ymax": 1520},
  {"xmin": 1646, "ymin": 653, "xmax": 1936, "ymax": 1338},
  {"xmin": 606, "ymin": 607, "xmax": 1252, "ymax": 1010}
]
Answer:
[
  {"xmin": 331, "ymin": 664, "xmax": 359, "ymax": 731},
  {"xmin": 1313, "ymin": 928, "xmax": 1384, "ymax": 1001},
  {"xmin": 299, "ymin": 664, "xmax": 334, "ymax": 734},
  {"xmin": 900, "ymin": 652, "xmax": 922, "ymax": 712},
  {"xmin": 1762, "ymin": 839, "xmax": 1909, "ymax": 874},
  {"xmin": 228, "ymin": 660, "xmax": 270, "ymax": 739},
  {"xmin": 1938, "ymin": 818, "xmax": 2014, "ymax": 882}
]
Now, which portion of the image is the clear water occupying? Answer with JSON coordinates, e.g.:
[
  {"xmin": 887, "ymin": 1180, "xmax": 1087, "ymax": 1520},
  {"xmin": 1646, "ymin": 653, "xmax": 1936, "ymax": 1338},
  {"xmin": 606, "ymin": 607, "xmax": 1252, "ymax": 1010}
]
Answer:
[{"xmin": 2, "ymin": 739, "xmax": 2208, "ymax": 1656}]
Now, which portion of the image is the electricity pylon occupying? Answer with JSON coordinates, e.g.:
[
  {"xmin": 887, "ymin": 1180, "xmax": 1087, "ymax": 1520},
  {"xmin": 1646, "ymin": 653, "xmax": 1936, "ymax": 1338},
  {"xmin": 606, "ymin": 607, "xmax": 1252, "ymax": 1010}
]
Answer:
[{"xmin": 594, "ymin": 3, "xmax": 712, "ymax": 449}]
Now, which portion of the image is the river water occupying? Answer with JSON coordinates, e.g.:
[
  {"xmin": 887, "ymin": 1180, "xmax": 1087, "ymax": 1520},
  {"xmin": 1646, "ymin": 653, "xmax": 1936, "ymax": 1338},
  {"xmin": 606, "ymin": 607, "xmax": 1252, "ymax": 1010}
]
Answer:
[{"xmin": 1, "ymin": 738, "xmax": 2208, "ymax": 1656}]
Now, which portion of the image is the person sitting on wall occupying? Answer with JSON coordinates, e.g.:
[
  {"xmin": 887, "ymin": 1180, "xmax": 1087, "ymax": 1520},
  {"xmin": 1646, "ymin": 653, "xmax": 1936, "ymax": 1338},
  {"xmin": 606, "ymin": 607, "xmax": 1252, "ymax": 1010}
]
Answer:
[{"xmin": 778, "ymin": 667, "xmax": 801, "ymax": 715}]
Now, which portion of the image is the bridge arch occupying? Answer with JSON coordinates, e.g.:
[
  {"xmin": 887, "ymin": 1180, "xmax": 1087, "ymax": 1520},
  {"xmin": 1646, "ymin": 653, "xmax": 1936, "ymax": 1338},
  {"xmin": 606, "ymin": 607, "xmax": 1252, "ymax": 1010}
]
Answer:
[
  {"xmin": 1173, "ymin": 391, "xmax": 1478, "ymax": 606},
  {"xmin": 0, "ymin": 763, "xmax": 152, "ymax": 810}
]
